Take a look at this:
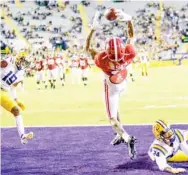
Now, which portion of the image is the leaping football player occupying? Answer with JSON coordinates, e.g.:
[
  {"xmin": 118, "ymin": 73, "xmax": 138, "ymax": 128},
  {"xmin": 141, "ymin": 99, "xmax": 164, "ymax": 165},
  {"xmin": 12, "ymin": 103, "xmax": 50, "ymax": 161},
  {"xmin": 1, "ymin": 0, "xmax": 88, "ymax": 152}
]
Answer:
[
  {"xmin": 86, "ymin": 9, "xmax": 137, "ymax": 159},
  {"xmin": 148, "ymin": 120, "xmax": 188, "ymax": 174},
  {"xmin": 0, "ymin": 50, "xmax": 34, "ymax": 144}
]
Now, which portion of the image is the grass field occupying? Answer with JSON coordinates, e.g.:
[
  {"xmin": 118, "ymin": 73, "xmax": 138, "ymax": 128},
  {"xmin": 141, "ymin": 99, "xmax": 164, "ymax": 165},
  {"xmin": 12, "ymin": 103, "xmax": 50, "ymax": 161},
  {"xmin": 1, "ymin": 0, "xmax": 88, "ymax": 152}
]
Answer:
[
  {"xmin": 1, "ymin": 64, "xmax": 188, "ymax": 175},
  {"xmin": 1, "ymin": 64, "xmax": 188, "ymax": 126}
]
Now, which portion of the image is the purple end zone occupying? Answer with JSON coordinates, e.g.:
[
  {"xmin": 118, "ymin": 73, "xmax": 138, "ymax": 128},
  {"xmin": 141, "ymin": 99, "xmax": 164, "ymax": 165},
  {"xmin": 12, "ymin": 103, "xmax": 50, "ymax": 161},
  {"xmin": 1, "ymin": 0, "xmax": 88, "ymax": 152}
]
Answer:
[{"xmin": 1, "ymin": 125, "xmax": 188, "ymax": 175}]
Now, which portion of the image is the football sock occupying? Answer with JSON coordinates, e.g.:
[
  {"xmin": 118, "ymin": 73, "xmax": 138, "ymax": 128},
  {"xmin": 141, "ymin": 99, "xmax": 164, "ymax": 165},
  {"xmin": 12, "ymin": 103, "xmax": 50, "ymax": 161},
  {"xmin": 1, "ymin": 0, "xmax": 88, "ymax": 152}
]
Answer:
[{"xmin": 15, "ymin": 115, "xmax": 25, "ymax": 137}]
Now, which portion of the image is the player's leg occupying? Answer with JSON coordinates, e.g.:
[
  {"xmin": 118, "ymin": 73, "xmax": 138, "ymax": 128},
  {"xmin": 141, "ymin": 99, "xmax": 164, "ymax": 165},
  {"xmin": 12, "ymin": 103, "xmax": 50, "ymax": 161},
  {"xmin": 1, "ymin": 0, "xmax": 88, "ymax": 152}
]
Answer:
[
  {"xmin": 52, "ymin": 68, "xmax": 58, "ymax": 89},
  {"xmin": 104, "ymin": 80, "xmax": 130, "ymax": 142},
  {"xmin": 48, "ymin": 70, "xmax": 54, "ymax": 88},
  {"xmin": 141, "ymin": 64, "xmax": 144, "ymax": 76},
  {"xmin": 83, "ymin": 69, "xmax": 88, "ymax": 86},
  {"xmin": 168, "ymin": 150, "xmax": 188, "ymax": 162},
  {"xmin": 145, "ymin": 64, "xmax": 148, "ymax": 76},
  {"xmin": 1, "ymin": 90, "xmax": 33, "ymax": 144},
  {"xmin": 36, "ymin": 71, "xmax": 41, "ymax": 90},
  {"xmin": 41, "ymin": 71, "xmax": 47, "ymax": 89},
  {"xmin": 104, "ymin": 80, "xmax": 136, "ymax": 159}
]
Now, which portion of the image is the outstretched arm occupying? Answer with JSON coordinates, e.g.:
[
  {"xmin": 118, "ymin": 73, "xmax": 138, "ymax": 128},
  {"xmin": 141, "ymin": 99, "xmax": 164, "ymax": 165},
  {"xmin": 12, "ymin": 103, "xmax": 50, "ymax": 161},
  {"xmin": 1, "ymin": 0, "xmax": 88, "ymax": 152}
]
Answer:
[
  {"xmin": 85, "ymin": 29, "xmax": 98, "ymax": 60},
  {"xmin": 127, "ymin": 20, "xmax": 134, "ymax": 39}
]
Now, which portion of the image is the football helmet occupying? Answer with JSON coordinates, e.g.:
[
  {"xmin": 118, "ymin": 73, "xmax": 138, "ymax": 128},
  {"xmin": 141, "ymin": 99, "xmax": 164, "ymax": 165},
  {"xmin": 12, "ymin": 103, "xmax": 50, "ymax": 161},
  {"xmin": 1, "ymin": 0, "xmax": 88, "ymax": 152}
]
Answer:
[
  {"xmin": 152, "ymin": 120, "xmax": 175, "ymax": 144},
  {"xmin": 105, "ymin": 37, "xmax": 125, "ymax": 62},
  {"xmin": 15, "ymin": 49, "xmax": 30, "ymax": 70}
]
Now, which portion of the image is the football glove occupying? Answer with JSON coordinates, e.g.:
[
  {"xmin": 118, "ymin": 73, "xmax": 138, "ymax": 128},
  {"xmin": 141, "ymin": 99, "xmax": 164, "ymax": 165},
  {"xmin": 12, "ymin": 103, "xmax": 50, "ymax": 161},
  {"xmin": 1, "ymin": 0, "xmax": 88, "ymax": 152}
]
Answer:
[{"xmin": 115, "ymin": 9, "xmax": 132, "ymax": 21}]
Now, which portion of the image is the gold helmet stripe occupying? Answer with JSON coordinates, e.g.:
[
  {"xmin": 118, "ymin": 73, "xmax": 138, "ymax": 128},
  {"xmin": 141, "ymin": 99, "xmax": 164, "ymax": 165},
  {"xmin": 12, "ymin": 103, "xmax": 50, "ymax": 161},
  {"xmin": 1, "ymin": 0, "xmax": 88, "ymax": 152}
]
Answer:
[
  {"xmin": 156, "ymin": 120, "xmax": 168, "ymax": 130},
  {"xmin": 175, "ymin": 129, "xmax": 184, "ymax": 143},
  {"xmin": 153, "ymin": 144, "xmax": 168, "ymax": 155}
]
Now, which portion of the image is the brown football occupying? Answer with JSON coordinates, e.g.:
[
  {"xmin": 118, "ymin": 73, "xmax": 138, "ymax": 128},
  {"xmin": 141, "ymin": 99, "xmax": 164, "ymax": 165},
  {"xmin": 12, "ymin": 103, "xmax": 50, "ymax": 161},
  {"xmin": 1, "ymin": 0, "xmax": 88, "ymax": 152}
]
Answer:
[{"xmin": 104, "ymin": 8, "xmax": 117, "ymax": 21}]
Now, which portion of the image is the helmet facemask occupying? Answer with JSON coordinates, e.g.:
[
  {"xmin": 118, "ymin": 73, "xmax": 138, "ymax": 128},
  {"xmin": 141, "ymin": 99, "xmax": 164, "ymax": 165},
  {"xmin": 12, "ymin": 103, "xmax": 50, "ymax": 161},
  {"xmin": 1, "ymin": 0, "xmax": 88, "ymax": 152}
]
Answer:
[{"xmin": 160, "ymin": 129, "xmax": 175, "ymax": 145}]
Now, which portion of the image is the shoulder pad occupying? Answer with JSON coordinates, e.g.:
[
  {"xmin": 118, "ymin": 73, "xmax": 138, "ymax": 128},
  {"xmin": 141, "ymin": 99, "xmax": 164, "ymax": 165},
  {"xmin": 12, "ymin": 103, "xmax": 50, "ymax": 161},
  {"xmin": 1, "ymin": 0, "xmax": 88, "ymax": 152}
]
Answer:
[{"xmin": 152, "ymin": 144, "xmax": 168, "ymax": 156}]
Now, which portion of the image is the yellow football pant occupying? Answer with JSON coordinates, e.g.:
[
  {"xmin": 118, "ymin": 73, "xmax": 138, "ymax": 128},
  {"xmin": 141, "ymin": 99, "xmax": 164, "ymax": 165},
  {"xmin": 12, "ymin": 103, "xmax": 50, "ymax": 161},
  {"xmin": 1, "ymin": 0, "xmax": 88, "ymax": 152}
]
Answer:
[
  {"xmin": 141, "ymin": 63, "xmax": 148, "ymax": 75},
  {"xmin": 168, "ymin": 134, "xmax": 188, "ymax": 162},
  {"xmin": 0, "ymin": 90, "xmax": 16, "ymax": 112}
]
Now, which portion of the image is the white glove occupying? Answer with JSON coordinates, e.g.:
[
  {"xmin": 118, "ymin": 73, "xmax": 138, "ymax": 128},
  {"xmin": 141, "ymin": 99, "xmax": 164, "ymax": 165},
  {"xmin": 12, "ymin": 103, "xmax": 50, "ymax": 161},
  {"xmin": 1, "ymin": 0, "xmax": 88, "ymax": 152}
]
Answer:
[
  {"xmin": 171, "ymin": 168, "xmax": 186, "ymax": 174},
  {"xmin": 91, "ymin": 11, "xmax": 100, "ymax": 30},
  {"xmin": 115, "ymin": 9, "xmax": 132, "ymax": 21}
]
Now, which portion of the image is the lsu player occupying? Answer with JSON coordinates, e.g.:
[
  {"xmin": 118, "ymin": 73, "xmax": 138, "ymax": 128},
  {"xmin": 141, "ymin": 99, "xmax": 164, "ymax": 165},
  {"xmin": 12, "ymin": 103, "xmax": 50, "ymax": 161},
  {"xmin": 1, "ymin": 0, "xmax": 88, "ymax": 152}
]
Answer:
[
  {"xmin": 86, "ymin": 9, "xmax": 136, "ymax": 159},
  {"xmin": 0, "ymin": 51, "xmax": 34, "ymax": 144},
  {"xmin": 138, "ymin": 48, "xmax": 149, "ymax": 77},
  {"xmin": 148, "ymin": 120, "xmax": 188, "ymax": 174}
]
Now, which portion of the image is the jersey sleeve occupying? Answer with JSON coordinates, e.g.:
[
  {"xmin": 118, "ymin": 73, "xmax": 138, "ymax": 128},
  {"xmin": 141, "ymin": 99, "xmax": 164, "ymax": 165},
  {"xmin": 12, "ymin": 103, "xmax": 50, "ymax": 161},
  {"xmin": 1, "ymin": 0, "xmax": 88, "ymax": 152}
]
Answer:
[{"xmin": 148, "ymin": 144, "xmax": 170, "ymax": 171}]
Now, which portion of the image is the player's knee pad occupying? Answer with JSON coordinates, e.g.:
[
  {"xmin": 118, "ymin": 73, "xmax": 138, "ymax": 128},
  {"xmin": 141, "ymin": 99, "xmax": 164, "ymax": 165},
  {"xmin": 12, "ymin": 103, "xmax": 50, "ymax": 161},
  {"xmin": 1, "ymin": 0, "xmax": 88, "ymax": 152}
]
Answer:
[{"xmin": 11, "ymin": 106, "xmax": 20, "ymax": 116}]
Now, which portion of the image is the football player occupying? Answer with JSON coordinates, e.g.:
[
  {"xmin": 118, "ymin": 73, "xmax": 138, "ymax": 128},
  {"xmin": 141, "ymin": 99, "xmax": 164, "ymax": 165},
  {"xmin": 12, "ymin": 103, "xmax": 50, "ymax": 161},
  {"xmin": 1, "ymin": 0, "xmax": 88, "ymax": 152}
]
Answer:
[
  {"xmin": 138, "ymin": 48, "xmax": 149, "ymax": 77},
  {"xmin": 148, "ymin": 120, "xmax": 188, "ymax": 174},
  {"xmin": 34, "ymin": 54, "xmax": 47, "ymax": 90},
  {"xmin": 1, "ymin": 51, "xmax": 34, "ymax": 144},
  {"xmin": 86, "ymin": 9, "xmax": 137, "ymax": 159},
  {"xmin": 78, "ymin": 53, "xmax": 90, "ymax": 86},
  {"xmin": 46, "ymin": 52, "xmax": 58, "ymax": 89}
]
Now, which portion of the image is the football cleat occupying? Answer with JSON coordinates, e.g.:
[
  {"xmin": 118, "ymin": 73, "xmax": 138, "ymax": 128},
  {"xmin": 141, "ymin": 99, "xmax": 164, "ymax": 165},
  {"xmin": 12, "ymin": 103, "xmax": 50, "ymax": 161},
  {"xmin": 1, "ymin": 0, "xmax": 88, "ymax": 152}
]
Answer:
[
  {"xmin": 110, "ymin": 134, "xmax": 125, "ymax": 146},
  {"xmin": 21, "ymin": 132, "xmax": 34, "ymax": 144},
  {"xmin": 127, "ymin": 136, "xmax": 137, "ymax": 160}
]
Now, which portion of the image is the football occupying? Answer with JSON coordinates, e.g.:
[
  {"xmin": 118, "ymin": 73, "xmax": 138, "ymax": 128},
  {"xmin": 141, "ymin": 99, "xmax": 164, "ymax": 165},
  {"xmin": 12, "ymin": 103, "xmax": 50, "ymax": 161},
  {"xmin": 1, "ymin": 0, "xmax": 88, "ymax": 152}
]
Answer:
[{"xmin": 104, "ymin": 8, "xmax": 117, "ymax": 21}]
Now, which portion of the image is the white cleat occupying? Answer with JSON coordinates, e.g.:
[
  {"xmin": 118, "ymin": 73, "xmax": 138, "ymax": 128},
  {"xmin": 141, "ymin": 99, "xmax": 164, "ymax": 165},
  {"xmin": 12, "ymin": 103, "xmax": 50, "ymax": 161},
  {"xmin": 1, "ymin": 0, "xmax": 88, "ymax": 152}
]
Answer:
[
  {"xmin": 110, "ymin": 134, "xmax": 124, "ymax": 146},
  {"xmin": 21, "ymin": 132, "xmax": 34, "ymax": 144}
]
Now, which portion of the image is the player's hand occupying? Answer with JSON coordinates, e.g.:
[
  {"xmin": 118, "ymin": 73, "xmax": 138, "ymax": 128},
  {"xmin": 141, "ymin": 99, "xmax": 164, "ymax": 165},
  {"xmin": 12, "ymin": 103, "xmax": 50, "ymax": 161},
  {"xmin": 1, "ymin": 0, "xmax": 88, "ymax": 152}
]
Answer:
[
  {"xmin": 16, "ymin": 101, "xmax": 26, "ymax": 111},
  {"xmin": 115, "ymin": 9, "xmax": 132, "ymax": 21},
  {"xmin": 171, "ymin": 168, "xmax": 186, "ymax": 174}
]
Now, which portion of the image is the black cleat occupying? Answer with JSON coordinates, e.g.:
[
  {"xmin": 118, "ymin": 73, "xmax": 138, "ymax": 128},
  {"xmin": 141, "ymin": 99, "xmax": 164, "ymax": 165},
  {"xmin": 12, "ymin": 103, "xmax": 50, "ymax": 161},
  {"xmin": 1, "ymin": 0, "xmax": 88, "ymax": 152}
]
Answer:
[{"xmin": 127, "ymin": 136, "xmax": 137, "ymax": 160}]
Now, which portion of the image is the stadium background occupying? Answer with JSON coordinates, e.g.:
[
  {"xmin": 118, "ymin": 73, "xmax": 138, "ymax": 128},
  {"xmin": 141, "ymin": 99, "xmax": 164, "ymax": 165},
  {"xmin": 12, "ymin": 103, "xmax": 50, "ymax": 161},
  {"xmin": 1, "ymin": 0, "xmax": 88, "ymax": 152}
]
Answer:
[{"xmin": 1, "ymin": 0, "xmax": 188, "ymax": 175}]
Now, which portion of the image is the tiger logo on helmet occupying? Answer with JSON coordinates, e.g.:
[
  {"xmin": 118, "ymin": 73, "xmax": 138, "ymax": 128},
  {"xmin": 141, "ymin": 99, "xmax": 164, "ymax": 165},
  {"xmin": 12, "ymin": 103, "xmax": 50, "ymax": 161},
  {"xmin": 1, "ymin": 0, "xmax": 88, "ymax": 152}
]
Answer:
[
  {"xmin": 14, "ymin": 49, "xmax": 30, "ymax": 70},
  {"xmin": 152, "ymin": 120, "xmax": 175, "ymax": 144}
]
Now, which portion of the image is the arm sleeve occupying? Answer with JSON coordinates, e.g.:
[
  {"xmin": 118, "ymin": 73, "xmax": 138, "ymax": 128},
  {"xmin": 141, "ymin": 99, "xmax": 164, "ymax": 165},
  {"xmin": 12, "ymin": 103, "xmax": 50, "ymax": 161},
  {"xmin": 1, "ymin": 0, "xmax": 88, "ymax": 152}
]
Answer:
[
  {"xmin": 148, "ymin": 147, "xmax": 170, "ymax": 171},
  {"xmin": 155, "ymin": 156, "xmax": 171, "ymax": 171}
]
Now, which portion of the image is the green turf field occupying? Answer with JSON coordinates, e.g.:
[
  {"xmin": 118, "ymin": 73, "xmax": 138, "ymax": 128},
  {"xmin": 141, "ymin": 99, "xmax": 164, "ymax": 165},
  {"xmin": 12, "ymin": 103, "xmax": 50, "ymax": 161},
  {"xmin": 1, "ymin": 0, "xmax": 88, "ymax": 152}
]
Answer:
[{"xmin": 1, "ymin": 64, "xmax": 188, "ymax": 126}]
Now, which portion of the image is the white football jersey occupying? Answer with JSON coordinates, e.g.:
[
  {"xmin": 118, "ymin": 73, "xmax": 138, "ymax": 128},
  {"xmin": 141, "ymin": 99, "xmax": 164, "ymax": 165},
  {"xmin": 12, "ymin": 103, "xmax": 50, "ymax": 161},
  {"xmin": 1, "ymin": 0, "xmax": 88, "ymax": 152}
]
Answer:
[
  {"xmin": 148, "ymin": 129, "xmax": 188, "ymax": 171},
  {"xmin": 1, "ymin": 58, "xmax": 24, "ymax": 91},
  {"xmin": 139, "ymin": 52, "xmax": 148, "ymax": 63}
]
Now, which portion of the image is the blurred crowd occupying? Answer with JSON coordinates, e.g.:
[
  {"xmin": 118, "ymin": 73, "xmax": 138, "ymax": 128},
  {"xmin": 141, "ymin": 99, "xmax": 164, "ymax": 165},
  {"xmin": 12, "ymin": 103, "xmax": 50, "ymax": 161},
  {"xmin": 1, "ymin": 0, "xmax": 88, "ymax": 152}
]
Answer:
[{"xmin": 1, "ymin": 0, "xmax": 188, "ymax": 60}]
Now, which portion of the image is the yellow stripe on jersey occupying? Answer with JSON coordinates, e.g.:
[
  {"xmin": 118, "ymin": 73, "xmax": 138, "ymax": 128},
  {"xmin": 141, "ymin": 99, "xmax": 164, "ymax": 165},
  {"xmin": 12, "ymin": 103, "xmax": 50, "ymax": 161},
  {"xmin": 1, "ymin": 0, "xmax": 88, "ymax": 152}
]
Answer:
[
  {"xmin": 153, "ymin": 144, "xmax": 168, "ymax": 156},
  {"xmin": 175, "ymin": 129, "xmax": 184, "ymax": 143}
]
